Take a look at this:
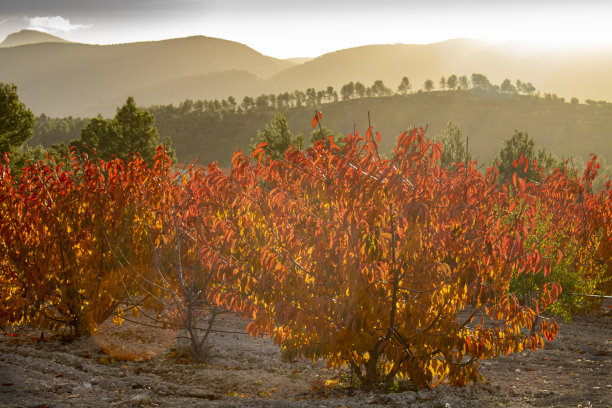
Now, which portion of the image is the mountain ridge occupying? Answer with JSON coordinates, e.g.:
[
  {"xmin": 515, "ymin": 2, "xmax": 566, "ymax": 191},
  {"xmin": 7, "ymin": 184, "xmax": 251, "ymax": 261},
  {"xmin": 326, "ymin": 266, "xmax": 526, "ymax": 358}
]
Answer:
[
  {"xmin": 0, "ymin": 29, "xmax": 71, "ymax": 47},
  {"xmin": 1, "ymin": 31, "xmax": 612, "ymax": 116},
  {"xmin": 0, "ymin": 32, "xmax": 293, "ymax": 116}
]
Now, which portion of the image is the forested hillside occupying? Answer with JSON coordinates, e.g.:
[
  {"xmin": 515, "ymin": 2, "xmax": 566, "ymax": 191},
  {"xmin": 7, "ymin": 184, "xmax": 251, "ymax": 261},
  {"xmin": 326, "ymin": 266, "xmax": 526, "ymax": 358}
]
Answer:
[{"xmin": 32, "ymin": 87, "xmax": 612, "ymax": 173}]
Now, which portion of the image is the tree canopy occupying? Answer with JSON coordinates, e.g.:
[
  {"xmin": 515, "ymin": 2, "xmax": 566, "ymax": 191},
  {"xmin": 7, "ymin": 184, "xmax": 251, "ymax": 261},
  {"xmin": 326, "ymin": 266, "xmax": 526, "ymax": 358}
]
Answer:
[
  {"xmin": 436, "ymin": 122, "xmax": 471, "ymax": 168},
  {"xmin": 250, "ymin": 113, "xmax": 303, "ymax": 157},
  {"xmin": 0, "ymin": 83, "xmax": 34, "ymax": 154},
  {"xmin": 471, "ymin": 73, "xmax": 492, "ymax": 90},
  {"xmin": 494, "ymin": 130, "xmax": 560, "ymax": 182},
  {"xmin": 310, "ymin": 125, "xmax": 344, "ymax": 148},
  {"xmin": 397, "ymin": 76, "xmax": 411, "ymax": 94},
  {"xmin": 424, "ymin": 79, "xmax": 434, "ymax": 91},
  {"xmin": 73, "ymin": 96, "xmax": 170, "ymax": 163}
]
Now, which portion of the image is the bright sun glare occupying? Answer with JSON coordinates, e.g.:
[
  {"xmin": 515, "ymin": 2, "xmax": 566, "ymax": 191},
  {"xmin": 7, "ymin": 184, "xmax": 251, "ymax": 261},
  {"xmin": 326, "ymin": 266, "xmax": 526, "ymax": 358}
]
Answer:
[{"xmin": 471, "ymin": 6, "xmax": 612, "ymax": 50}]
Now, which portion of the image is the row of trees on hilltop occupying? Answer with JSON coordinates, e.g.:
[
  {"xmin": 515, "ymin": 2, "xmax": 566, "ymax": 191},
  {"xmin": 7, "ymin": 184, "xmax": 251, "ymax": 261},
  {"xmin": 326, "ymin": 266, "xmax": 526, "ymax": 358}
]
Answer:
[
  {"xmin": 26, "ymin": 92, "xmax": 611, "ymax": 180},
  {"xmin": 147, "ymin": 73, "xmax": 539, "ymax": 119},
  {"xmin": 22, "ymin": 76, "xmax": 612, "ymax": 178}
]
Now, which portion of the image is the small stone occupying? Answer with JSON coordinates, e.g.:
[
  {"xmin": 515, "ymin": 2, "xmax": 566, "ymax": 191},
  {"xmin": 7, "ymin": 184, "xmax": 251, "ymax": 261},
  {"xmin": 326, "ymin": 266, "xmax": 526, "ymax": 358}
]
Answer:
[
  {"xmin": 83, "ymin": 381, "xmax": 92, "ymax": 389},
  {"xmin": 368, "ymin": 395, "xmax": 393, "ymax": 404},
  {"xmin": 127, "ymin": 393, "xmax": 155, "ymax": 405},
  {"xmin": 400, "ymin": 391, "xmax": 417, "ymax": 403},
  {"xmin": 54, "ymin": 382, "xmax": 72, "ymax": 394},
  {"xmin": 417, "ymin": 389, "xmax": 431, "ymax": 400}
]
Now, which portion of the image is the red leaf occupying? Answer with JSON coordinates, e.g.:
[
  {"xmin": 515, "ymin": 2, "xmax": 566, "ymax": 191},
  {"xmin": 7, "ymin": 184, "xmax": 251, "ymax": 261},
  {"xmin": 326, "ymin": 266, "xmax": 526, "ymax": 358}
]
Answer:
[
  {"xmin": 328, "ymin": 135, "xmax": 340, "ymax": 151},
  {"xmin": 252, "ymin": 142, "xmax": 268, "ymax": 163},
  {"xmin": 312, "ymin": 113, "xmax": 319, "ymax": 128},
  {"xmin": 312, "ymin": 156, "xmax": 321, "ymax": 169},
  {"xmin": 394, "ymin": 131, "xmax": 407, "ymax": 154},
  {"xmin": 366, "ymin": 126, "xmax": 373, "ymax": 141},
  {"xmin": 508, "ymin": 201, "xmax": 517, "ymax": 213}
]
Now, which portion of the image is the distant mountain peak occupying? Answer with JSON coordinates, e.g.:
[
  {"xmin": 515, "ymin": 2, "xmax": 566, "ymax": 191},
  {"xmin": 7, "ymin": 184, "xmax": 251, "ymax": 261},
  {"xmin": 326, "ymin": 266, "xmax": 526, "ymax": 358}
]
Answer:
[{"xmin": 0, "ymin": 29, "xmax": 70, "ymax": 48}]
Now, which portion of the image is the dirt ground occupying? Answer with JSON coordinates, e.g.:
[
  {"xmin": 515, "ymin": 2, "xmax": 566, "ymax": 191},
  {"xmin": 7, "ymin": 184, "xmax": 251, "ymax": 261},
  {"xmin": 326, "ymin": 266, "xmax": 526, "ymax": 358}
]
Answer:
[{"xmin": 0, "ymin": 305, "xmax": 610, "ymax": 408}]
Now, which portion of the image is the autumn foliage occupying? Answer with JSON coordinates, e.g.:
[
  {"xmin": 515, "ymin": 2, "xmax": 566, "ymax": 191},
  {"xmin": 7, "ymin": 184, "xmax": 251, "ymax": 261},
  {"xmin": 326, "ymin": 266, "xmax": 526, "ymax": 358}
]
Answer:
[
  {"xmin": 0, "ymin": 116, "xmax": 609, "ymax": 388},
  {"xmin": 0, "ymin": 151, "xmax": 150, "ymax": 335},
  {"xmin": 222, "ymin": 127, "xmax": 561, "ymax": 387},
  {"xmin": 211, "ymin": 116, "xmax": 609, "ymax": 386}
]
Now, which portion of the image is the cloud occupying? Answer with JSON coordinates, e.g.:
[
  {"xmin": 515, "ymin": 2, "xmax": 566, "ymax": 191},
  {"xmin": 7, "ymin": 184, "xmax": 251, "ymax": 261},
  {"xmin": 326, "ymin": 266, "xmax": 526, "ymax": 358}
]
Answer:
[{"xmin": 28, "ymin": 16, "xmax": 89, "ymax": 33}]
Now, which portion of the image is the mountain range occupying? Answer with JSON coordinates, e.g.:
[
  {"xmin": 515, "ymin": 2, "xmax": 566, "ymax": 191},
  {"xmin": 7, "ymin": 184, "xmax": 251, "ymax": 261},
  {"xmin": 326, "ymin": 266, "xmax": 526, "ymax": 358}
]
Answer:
[{"xmin": 1, "ymin": 30, "xmax": 612, "ymax": 117}]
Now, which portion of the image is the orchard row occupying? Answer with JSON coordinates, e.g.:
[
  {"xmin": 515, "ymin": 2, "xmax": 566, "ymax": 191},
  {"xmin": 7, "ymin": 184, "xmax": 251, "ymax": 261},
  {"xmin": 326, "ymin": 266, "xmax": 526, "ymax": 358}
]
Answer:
[{"xmin": 1, "ymin": 124, "xmax": 609, "ymax": 388}]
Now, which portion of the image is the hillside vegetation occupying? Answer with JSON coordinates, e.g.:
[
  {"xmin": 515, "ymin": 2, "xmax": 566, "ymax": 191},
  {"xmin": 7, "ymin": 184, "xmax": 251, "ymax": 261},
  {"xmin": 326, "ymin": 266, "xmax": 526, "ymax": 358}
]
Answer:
[{"xmin": 31, "ymin": 87, "xmax": 612, "ymax": 174}]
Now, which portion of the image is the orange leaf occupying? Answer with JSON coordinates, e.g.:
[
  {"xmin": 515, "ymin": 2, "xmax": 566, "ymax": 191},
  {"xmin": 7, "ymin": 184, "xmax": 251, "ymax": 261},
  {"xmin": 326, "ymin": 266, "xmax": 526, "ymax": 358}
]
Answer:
[
  {"xmin": 508, "ymin": 201, "xmax": 517, "ymax": 213},
  {"xmin": 312, "ymin": 112, "xmax": 319, "ymax": 128}
]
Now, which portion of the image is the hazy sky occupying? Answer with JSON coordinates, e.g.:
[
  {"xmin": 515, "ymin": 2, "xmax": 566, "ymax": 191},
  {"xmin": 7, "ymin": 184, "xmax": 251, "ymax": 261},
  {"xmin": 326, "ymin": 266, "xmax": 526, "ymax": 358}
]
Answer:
[{"xmin": 1, "ymin": 0, "xmax": 612, "ymax": 58}]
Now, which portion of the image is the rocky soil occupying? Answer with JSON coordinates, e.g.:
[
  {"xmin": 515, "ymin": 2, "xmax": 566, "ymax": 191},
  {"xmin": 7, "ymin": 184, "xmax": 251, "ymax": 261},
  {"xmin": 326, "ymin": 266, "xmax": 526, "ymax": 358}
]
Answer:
[{"xmin": 1, "ymin": 306, "xmax": 610, "ymax": 408}]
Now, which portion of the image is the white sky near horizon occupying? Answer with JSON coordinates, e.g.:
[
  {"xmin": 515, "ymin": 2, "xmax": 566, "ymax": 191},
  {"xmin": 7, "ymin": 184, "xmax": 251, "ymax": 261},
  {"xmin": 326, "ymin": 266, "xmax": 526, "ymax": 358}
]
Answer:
[{"xmin": 1, "ymin": 0, "xmax": 611, "ymax": 58}]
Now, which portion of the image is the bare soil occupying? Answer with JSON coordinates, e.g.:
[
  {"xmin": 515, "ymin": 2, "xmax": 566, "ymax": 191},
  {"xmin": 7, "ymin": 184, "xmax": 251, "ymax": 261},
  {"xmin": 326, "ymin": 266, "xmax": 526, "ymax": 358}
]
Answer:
[{"xmin": 1, "ymin": 306, "xmax": 610, "ymax": 408}]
